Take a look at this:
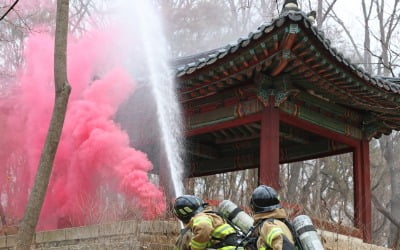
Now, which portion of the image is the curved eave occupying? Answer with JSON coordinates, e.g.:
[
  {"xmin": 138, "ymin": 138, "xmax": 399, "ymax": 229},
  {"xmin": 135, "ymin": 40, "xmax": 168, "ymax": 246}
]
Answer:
[
  {"xmin": 174, "ymin": 14, "xmax": 298, "ymax": 77},
  {"xmin": 306, "ymin": 25, "xmax": 400, "ymax": 94},
  {"xmin": 174, "ymin": 11, "xmax": 400, "ymax": 133},
  {"xmin": 175, "ymin": 12, "xmax": 399, "ymax": 93}
]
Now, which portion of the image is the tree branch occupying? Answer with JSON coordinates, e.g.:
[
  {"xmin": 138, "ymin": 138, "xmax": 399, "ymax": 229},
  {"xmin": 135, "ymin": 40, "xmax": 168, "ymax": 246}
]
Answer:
[
  {"xmin": 70, "ymin": 0, "xmax": 92, "ymax": 33},
  {"xmin": 372, "ymin": 193, "xmax": 400, "ymax": 227},
  {"xmin": 320, "ymin": 0, "xmax": 337, "ymax": 25},
  {"xmin": 364, "ymin": 46, "xmax": 396, "ymax": 76},
  {"xmin": 0, "ymin": 0, "xmax": 19, "ymax": 21},
  {"xmin": 329, "ymin": 9, "xmax": 363, "ymax": 62}
]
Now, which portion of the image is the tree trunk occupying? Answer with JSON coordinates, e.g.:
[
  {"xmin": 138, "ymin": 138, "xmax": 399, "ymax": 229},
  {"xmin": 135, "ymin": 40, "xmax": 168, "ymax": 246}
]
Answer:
[
  {"xmin": 15, "ymin": 0, "xmax": 71, "ymax": 249},
  {"xmin": 0, "ymin": 203, "xmax": 6, "ymax": 226},
  {"xmin": 375, "ymin": 1, "xmax": 400, "ymax": 245},
  {"xmin": 387, "ymin": 135, "xmax": 400, "ymax": 247},
  {"xmin": 287, "ymin": 162, "xmax": 301, "ymax": 202},
  {"xmin": 361, "ymin": 0, "xmax": 372, "ymax": 73},
  {"xmin": 379, "ymin": 134, "xmax": 400, "ymax": 247},
  {"xmin": 316, "ymin": 0, "xmax": 323, "ymax": 29}
]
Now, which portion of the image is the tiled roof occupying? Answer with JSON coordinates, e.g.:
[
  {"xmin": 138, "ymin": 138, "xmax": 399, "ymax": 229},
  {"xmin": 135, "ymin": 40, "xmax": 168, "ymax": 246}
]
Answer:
[
  {"xmin": 173, "ymin": 12, "xmax": 400, "ymax": 95},
  {"xmin": 379, "ymin": 77, "xmax": 400, "ymax": 86}
]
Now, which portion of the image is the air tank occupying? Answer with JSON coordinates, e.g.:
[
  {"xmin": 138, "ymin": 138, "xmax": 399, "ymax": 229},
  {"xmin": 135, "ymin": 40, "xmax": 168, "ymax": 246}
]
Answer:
[
  {"xmin": 217, "ymin": 200, "xmax": 254, "ymax": 234},
  {"xmin": 292, "ymin": 215, "xmax": 324, "ymax": 250}
]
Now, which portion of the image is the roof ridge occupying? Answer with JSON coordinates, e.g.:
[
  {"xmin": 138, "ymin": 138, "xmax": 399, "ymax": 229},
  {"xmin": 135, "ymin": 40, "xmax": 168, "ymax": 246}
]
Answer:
[{"xmin": 173, "ymin": 12, "xmax": 400, "ymax": 95}]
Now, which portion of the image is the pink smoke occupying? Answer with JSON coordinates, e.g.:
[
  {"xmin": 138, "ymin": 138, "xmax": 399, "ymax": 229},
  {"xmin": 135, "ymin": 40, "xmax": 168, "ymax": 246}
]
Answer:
[{"xmin": 0, "ymin": 30, "xmax": 166, "ymax": 229}]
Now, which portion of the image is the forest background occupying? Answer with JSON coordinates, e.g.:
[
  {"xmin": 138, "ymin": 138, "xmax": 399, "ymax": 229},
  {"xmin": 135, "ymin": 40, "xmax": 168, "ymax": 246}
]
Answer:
[{"xmin": 0, "ymin": 0, "xmax": 399, "ymax": 248}]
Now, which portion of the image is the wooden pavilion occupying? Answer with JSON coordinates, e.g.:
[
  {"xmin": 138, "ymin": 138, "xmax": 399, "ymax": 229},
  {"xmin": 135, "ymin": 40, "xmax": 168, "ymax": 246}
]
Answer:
[{"xmin": 170, "ymin": 3, "xmax": 400, "ymax": 243}]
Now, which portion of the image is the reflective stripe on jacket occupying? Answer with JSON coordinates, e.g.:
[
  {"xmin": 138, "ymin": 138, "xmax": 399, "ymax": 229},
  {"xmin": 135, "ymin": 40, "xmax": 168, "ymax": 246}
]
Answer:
[
  {"xmin": 253, "ymin": 208, "xmax": 294, "ymax": 250},
  {"xmin": 188, "ymin": 210, "xmax": 239, "ymax": 250}
]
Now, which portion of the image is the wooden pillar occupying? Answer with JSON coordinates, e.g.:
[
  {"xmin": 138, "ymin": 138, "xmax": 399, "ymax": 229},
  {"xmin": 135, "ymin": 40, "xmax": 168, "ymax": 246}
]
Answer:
[
  {"xmin": 259, "ymin": 97, "xmax": 280, "ymax": 190},
  {"xmin": 353, "ymin": 139, "xmax": 371, "ymax": 242},
  {"xmin": 360, "ymin": 139, "xmax": 371, "ymax": 242}
]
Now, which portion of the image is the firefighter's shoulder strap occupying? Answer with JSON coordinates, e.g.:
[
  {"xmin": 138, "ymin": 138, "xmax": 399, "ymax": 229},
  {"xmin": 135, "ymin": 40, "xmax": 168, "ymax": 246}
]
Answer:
[
  {"xmin": 204, "ymin": 210, "xmax": 242, "ymax": 233},
  {"xmin": 179, "ymin": 227, "xmax": 190, "ymax": 236},
  {"xmin": 174, "ymin": 227, "xmax": 191, "ymax": 250},
  {"xmin": 254, "ymin": 218, "xmax": 299, "ymax": 250},
  {"xmin": 277, "ymin": 218, "xmax": 304, "ymax": 250},
  {"xmin": 242, "ymin": 219, "xmax": 264, "ymax": 250},
  {"xmin": 204, "ymin": 210, "xmax": 246, "ymax": 249}
]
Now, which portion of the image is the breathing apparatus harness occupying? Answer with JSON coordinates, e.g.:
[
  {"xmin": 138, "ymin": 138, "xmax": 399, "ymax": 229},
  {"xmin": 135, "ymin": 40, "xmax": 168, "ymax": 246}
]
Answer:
[
  {"xmin": 204, "ymin": 210, "xmax": 247, "ymax": 249},
  {"xmin": 238, "ymin": 217, "xmax": 304, "ymax": 250}
]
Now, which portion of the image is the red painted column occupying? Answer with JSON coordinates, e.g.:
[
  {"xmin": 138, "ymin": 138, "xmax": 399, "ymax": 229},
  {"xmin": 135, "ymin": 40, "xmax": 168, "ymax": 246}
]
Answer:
[
  {"xmin": 259, "ymin": 97, "xmax": 280, "ymax": 190},
  {"xmin": 353, "ymin": 139, "xmax": 371, "ymax": 242},
  {"xmin": 353, "ymin": 143, "xmax": 363, "ymax": 231},
  {"xmin": 361, "ymin": 139, "xmax": 371, "ymax": 242}
]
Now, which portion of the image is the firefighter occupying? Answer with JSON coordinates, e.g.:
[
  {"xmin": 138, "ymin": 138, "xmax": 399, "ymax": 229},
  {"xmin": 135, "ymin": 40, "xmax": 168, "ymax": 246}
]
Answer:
[
  {"xmin": 250, "ymin": 185, "xmax": 295, "ymax": 250},
  {"xmin": 173, "ymin": 195, "xmax": 243, "ymax": 250}
]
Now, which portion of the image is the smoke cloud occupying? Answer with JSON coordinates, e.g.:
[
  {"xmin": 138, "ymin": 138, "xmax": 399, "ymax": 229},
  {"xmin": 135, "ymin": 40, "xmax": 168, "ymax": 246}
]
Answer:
[{"xmin": 0, "ymin": 29, "xmax": 166, "ymax": 230}]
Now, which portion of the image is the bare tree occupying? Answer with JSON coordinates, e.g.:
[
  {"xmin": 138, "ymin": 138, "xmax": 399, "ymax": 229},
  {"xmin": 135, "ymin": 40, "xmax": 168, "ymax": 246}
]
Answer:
[
  {"xmin": 374, "ymin": 0, "xmax": 400, "ymax": 76},
  {"xmin": 379, "ymin": 133, "xmax": 400, "ymax": 248},
  {"xmin": 370, "ymin": 0, "xmax": 400, "ymax": 247},
  {"xmin": 15, "ymin": 0, "xmax": 71, "ymax": 248},
  {"xmin": 317, "ymin": 0, "xmax": 400, "ymax": 245},
  {"xmin": 361, "ymin": 0, "xmax": 373, "ymax": 73},
  {"xmin": 159, "ymin": 0, "xmax": 275, "ymax": 57},
  {"xmin": 315, "ymin": 0, "xmax": 337, "ymax": 29}
]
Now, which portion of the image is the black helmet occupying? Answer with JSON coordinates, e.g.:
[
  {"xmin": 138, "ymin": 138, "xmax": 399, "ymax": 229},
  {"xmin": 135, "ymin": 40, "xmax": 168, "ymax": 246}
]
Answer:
[
  {"xmin": 250, "ymin": 185, "xmax": 282, "ymax": 213},
  {"xmin": 173, "ymin": 195, "xmax": 206, "ymax": 223}
]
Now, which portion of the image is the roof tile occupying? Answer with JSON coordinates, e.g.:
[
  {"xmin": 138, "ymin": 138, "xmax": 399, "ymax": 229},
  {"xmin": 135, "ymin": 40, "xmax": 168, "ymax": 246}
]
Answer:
[{"xmin": 173, "ymin": 11, "xmax": 400, "ymax": 99}]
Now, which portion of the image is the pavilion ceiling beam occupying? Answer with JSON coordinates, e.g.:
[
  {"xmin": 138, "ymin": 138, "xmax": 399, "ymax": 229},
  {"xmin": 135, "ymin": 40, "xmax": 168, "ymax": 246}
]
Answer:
[
  {"xmin": 280, "ymin": 99, "xmax": 363, "ymax": 141},
  {"xmin": 213, "ymin": 123, "xmax": 311, "ymax": 145},
  {"xmin": 280, "ymin": 111, "xmax": 360, "ymax": 147},
  {"xmin": 208, "ymin": 127, "xmax": 312, "ymax": 146},
  {"xmin": 219, "ymin": 128, "xmax": 234, "ymax": 138},
  {"xmin": 280, "ymin": 126, "xmax": 311, "ymax": 144},
  {"xmin": 243, "ymin": 124, "xmax": 257, "ymax": 135},
  {"xmin": 187, "ymin": 113, "xmax": 262, "ymax": 137},
  {"xmin": 218, "ymin": 140, "xmax": 259, "ymax": 153},
  {"xmin": 183, "ymin": 85, "xmax": 256, "ymax": 109},
  {"xmin": 294, "ymin": 91, "xmax": 363, "ymax": 125},
  {"xmin": 237, "ymin": 125, "xmax": 252, "ymax": 137},
  {"xmin": 215, "ymin": 133, "xmax": 259, "ymax": 144},
  {"xmin": 187, "ymin": 99, "xmax": 263, "ymax": 135},
  {"xmin": 249, "ymin": 122, "xmax": 261, "ymax": 130},
  {"xmin": 187, "ymin": 142, "xmax": 219, "ymax": 160},
  {"xmin": 281, "ymin": 147, "xmax": 352, "ymax": 164},
  {"xmin": 188, "ymin": 94, "xmax": 363, "ymax": 142},
  {"xmin": 189, "ymin": 153, "xmax": 259, "ymax": 177},
  {"xmin": 188, "ymin": 140, "xmax": 351, "ymax": 177},
  {"xmin": 211, "ymin": 131, "xmax": 225, "ymax": 140},
  {"xmin": 281, "ymin": 139, "xmax": 349, "ymax": 162}
]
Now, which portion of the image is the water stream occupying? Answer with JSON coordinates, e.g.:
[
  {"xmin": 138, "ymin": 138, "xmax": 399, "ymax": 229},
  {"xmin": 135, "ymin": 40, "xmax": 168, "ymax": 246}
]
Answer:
[{"xmin": 117, "ymin": 0, "xmax": 184, "ymax": 198}]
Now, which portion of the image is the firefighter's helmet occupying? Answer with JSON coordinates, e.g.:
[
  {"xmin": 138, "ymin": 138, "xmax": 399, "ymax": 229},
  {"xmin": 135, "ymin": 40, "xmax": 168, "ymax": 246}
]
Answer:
[
  {"xmin": 173, "ymin": 195, "xmax": 206, "ymax": 224},
  {"xmin": 250, "ymin": 185, "xmax": 282, "ymax": 213}
]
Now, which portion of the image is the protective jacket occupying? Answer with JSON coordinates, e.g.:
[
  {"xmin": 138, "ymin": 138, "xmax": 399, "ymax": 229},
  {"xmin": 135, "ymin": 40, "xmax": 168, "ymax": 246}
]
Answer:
[
  {"xmin": 187, "ymin": 209, "xmax": 242, "ymax": 250},
  {"xmin": 174, "ymin": 227, "xmax": 192, "ymax": 250},
  {"xmin": 253, "ymin": 208, "xmax": 294, "ymax": 250}
]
